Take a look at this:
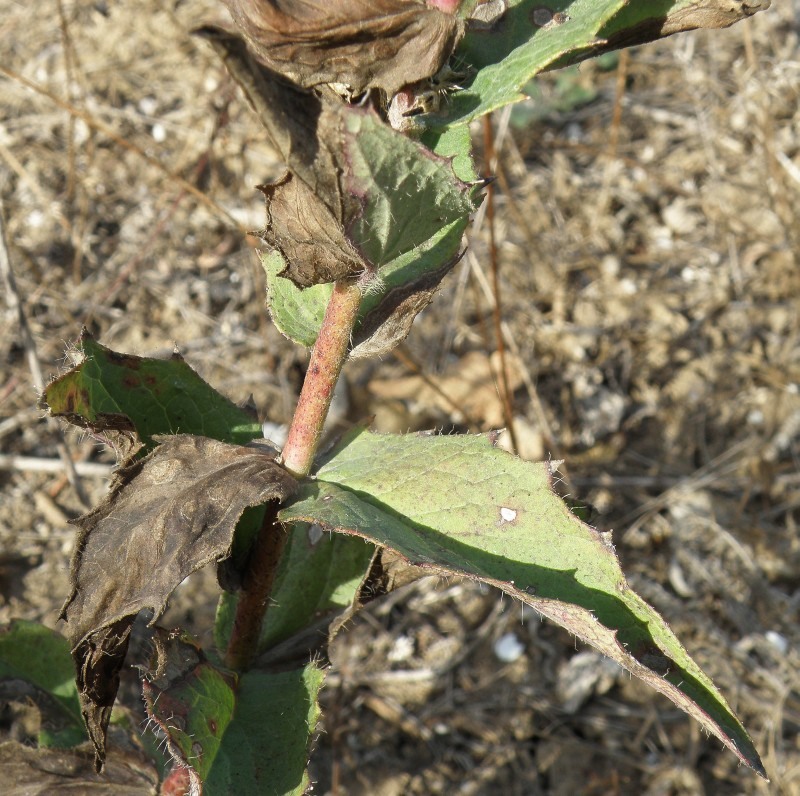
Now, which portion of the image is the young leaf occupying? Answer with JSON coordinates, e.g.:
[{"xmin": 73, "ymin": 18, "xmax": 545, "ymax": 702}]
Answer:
[
  {"xmin": 142, "ymin": 630, "xmax": 236, "ymax": 790},
  {"xmin": 145, "ymin": 630, "xmax": 323, "ymax": 796},
  {"xmin": 260, "ymin": 105, "xmax": 477, "ymax": 289},
  {"xmin": 60, "ymin": 435, "xmax": 296, "ymax": 771},
  {"xmin": 279, "ymin": 428, "xmax": 765, "ymax": 777},
  {"xmin": 0, "ymin": 620, "xmax": 86, "ymax": 748},
  {"xmin": 341, "ymin": 110, "xmax": 476, "ymax": 267}
]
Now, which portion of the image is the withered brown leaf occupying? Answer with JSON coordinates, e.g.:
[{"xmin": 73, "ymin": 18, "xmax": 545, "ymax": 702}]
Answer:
[
  {"xmin": 259, "ymin": 172, "xmax": 367, "ymax": 287},
  {"xmin": 221, "ymin": 0, "xmax": 464, "ymax": 95},
  {"xmin": 198, "ymin": 27, "xmax": 364, "ymax": 288},
  {"xmin": 60, "ymin": 435, "xmax": 296, "ymax": 771}
]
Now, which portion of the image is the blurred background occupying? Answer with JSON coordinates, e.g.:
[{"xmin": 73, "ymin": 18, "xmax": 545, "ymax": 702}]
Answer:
[{"xmin": 1, "ymin": 2, "xmax": 798, "ymax": 793}]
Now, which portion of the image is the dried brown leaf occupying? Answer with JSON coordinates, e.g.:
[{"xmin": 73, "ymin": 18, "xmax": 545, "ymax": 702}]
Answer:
[
  {"xmin": 259, "ymin": 172, "xmax": 367, "ymax": 287},
  {"xmin": 221, "ymin": 0, "xmax": 464, "ymax": 95},
  {"xmin": 194, "ymin": 26, "xmax": 331, "ymax": 193},
  {"xmin": 603, "ymin": 0, "xmax": 772, "ymax": 53},
  {"xmin": 59, "ymin": 436, "xmax": 296, "ymax": 771}
]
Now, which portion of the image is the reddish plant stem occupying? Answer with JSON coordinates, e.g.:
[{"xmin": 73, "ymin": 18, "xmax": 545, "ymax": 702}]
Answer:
[
  {"xmin": 280, "ymin": 280, "xmax": 362, "ymax": 478},
  {"xmin": 224, "ymin": 279, "xmax": 361, "ymax": 671}
]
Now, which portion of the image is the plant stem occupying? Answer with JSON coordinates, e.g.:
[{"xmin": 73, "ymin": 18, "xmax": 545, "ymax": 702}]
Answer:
[
  {"xmin": 223, "ymin": 501, "xmax": 284, "ymax": 671},
  {"xmin": 224, "ymin": 279, "xmax": 361, "ymax": 670},
  {"xmin": 280, "ymin": 279, "xmax": 362, "ymax": 478}
]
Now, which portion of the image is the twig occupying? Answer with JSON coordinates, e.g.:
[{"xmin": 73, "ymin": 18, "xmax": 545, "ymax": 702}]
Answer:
[
  {"xmin": 0, "ymin": 197, "xmax": 90, "ymax": 506},
  {"xmin": 280, "ymin": 280, "xmax": 362, "ymax": 478},
  {"xmin": 481, "ymin": 113, "xmax": 519, "ymax": 454},
  {"xmin": 0, "ymin": 454, "xmax": 113, "ymax": 478}
]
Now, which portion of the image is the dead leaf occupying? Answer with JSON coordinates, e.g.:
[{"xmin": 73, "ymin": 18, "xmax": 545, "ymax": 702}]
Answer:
[
  {"xmin": 60, "ymin": 435, "xmax": 296, "ymax": 771},
  {"xmin": 221, "ymin": 0, "xmax": 464, "ymax": 95},
  {"xmin": 259, "ymin": 172, "xmax": 367, "ymax": 287},
  {"xmin": 194, "ymin": 26, "xmax": 336, "ymax": 196}
]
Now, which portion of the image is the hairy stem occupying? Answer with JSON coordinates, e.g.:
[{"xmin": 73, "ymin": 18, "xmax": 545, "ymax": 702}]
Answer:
[
  {"xmin": 280, "ymin": 279, "xmax": 362, "ymax": 477},
  {"xmin": 224, "ymin": 279, "xmax": 361, "ymax": 670}
]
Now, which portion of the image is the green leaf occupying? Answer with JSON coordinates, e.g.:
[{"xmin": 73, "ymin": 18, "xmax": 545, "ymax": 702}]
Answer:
[
  {"xmin": 143, "ymin": 631, "xmax": 236, "ymax": 786},
  {"xmin": 214, "ymin": 522, "xmax": 376, "ymax": 655},
  {"xmin": 205, "ymin": 663, "xmax": 323, "ymax": 796},
  {"xmin": 431, "ymin": 0, "xmax": 770, "ymax": 128},
  {"xmin": 279, "ymin": 428, "xmax": 765, "ymax": 777},
  {"xmin": 43, "ymin": 331, "xmax": 262, "ymax": 450},
  {"xmin": 264, "ymin": 252, "xmax": 330, "ymax": 349},
  {"xmin": 145, "ymin": 633, "xmax": 324, "ymax": 796},
  {"xmin": 342, "ymin": 111, "xmax": 475, "ymax": 267},
  {"xmin": 0, "ymin": 620, "xmax": 86, "ymax": 747},
  {"xmin": 263, "ymin": 111, "xmax": 479, "ymax": 356},
  {"xmin": 429, "ymin": 0, "xmax": 628, "ymax": 128}
]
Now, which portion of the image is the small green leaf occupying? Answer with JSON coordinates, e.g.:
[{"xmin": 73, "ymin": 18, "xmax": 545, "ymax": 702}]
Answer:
[
  {"xmin": 144, "ymin": 633, "xmax": 325, "ymax": 793},
  {"xmin": 343, "ymin": 111, "xmax": 475, "ymax": 267},
  {"xmin": 280, "ymin": 429, "xmax": 764, "ymax": 777},
  {"xmin": 0, "ymin": 620, "xmax": 86, "ymax": 747},
  {"xmin": 264, "ymin": 252, "xmax": 331, "ymax": 348},
  {"xmin": 143, "ymin": 631, "xmax": 236, "ymax": 785},
  {"xmin": 43, "ymin": 331, "xmax": 262, "ymax": 450}
]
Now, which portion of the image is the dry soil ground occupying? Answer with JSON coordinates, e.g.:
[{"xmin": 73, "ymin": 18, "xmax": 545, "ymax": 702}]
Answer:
[{"xmin": 1, "ymin": 2, "xmax": 799, "ymax": 795}]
